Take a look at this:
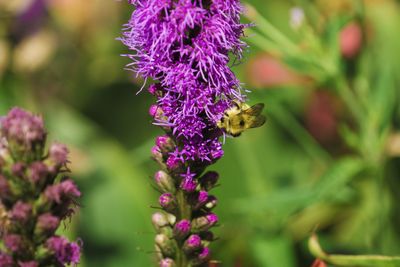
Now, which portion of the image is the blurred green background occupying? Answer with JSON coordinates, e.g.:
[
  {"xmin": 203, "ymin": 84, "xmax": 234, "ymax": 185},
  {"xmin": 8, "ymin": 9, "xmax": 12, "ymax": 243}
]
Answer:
[{"xmin": 1, "ymin": 0, "xmax": 400, "ymax": 266}]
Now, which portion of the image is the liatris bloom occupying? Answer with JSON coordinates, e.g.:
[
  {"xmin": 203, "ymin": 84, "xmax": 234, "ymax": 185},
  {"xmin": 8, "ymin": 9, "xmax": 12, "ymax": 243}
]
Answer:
[
  {"xmin": 121, "ymin": 0, "xmax": 249, "ymax": 266},
  {"xmin": 0, "ymin": 107, "xmax": 81, "ymax": 266}
]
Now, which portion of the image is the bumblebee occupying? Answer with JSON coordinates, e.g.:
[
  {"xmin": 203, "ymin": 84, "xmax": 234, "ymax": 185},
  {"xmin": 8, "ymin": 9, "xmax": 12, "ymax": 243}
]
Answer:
[{"xmin": 217, "ymin": 101, "xmax": 266, "ymax": 137}]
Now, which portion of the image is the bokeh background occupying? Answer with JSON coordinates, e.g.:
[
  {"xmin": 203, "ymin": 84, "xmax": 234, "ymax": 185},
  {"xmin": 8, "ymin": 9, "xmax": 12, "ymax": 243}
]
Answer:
[{"xmin": 1, "ymin": 0, "xmax": 400, "ymax": 266}]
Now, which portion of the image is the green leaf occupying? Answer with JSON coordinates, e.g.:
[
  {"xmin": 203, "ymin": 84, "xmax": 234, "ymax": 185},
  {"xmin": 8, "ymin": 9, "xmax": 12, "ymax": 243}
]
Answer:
[{"xmin": 309, "ymin": 234, "xmax": 400, "ymax": 267}]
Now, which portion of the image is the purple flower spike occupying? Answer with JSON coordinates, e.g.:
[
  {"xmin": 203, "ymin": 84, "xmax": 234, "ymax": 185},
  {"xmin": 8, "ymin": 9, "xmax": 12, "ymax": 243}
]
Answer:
[
  {"xmin": 121, "ymin": 0, "xmax": 252, "ymax": 264},
  {"xmin": 0, "ymin": 107, "xmax": 82, "ymax": 266}
]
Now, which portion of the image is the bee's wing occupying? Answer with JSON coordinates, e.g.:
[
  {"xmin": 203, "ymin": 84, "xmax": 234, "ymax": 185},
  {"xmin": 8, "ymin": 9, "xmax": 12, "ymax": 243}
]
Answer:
[
  {"xmin": 248, "ymin": 115, "xmax": 266, "ymax": 128},
  {"xmin": 243, "ymin": 103, "xmax": 264, "ymax": 116}
]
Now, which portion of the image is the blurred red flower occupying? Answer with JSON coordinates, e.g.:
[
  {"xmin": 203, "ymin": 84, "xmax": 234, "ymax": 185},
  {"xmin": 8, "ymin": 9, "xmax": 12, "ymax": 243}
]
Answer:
[
  {"xmin": 246, "ymin": 53, "xmax": 305, "ymax": 88},
  {"xmin": 340, "ymin": 22, "xmax": 363, "ymax": 59},
  {"xmin": 311, "ymin": 259, "xmax": 327, "ymax": 267}
]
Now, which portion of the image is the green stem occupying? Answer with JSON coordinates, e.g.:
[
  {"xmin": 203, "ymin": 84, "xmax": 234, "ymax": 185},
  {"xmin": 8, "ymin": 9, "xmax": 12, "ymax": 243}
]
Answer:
[
  {"xmin": 334, "ymin": 76, "xmax": 364, "ymax": 123},
  {"xmin": 243, "ymin": 3, "xmax": 300, "ymax": 55},
  {"xmin": 175, "ymin": 189, "xmax": 191, "ymax": 267},
  {"xmin": 270, "ymin": 104, "xmax": 332, "ymax": 163}
]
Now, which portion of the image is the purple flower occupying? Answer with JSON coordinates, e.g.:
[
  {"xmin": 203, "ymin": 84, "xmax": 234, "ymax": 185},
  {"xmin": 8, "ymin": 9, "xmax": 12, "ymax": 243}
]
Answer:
[
  {"xmin": 122, "ymin": 0, "xmax": 247, "ymax": 163},
  {"xmin": 48, "ymin": 143, "xmax": 69, "ymax": 167},
  {"xmin": 28, "ymin": 161, "xmax": 48, "ymax": 184},
  {"xmin": 45, "ymin": 179, "xmax": 81, "ymax": 204},
  {"xmin": 35, "ymin": 213, "xmax": 60, "ymax": 234},
  {"xmin": 10, "ymin": 201, "xmax": 32, "ymax": 223},
  {"xmin": 4, "ymin": 234, "xmax": 24, "ymax": 253},
  {"xmin": 1, "ymin": 108, "xmax": 46, "ymax": 157},
  {"xmin": 12, "ymin": 162, "xmax": 26, "ymax": 177},
  {"xmin": 0, "ymin": 252, "xmax": 13, "ymax": 267},
  {"xmin": 46, "ymin": 236, "xmax": 81, "ymax": 265},
  {"xmin": 180, "ymin": 168, "xmax": 197, "ymax": 192}
]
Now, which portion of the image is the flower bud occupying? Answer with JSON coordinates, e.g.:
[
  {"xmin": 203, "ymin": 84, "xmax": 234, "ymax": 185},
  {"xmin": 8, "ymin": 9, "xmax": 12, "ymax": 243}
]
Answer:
[
  {"xmin": 1, "ymin": 107, "xmax": 46, "ymax": 161},
  {"xmin": 159, "ymin": 193, "xmax": 176, "ymax": 212},
  {"xmin": 0, "ymin": 175, "xmax": 10, "ymax": 198},
  {"xmin": 0, "ymin": 253, "xmax": 13, "ymax": 266},
  {"xmin": 148, "ymin": 84, "xmax": 158, "ymax": 95},
  {"xmin": 10, "ymin": 201, "xmax": 32, "ymax": 224},
  {"xmin": 44, "ymin": 179, "xmax": 81, "ymax": 204},
  {"xmin": 156, "ymin": 135, "xmax": 175, "ymax": 153},
  {"xmin": 159, "ymin": 258, "xmax": 175, "ymax": 267},
  {"xmin": 190, "ymin": 247, "xmax": 211, "ymax": 266},
  {"xmin": 200, "ymin": 171, "xmax": 219, "ymax": 191},
  {"xmin": 12, "ymin": 162, "xmax": 26, "ymax": 178},
  {"xmin": 149, "ymin": 105, "xmax": 159, "ymax": 117},
  {"xmin": 193, "ymin": 191, "xmax": 208, "ymax": 210},
  {"xmin": 183, "ymin": 234, "xmax": 202, "ymax": 253},
  {"xmin": 180, "ymin": 178, "xmax": 197, "ymax": 193},
  {"xmin": 198, "ymin": 247, "xmax": 211, "ymax": 263},
  {"xmin": 151, "ymin": 146, "xmax": 164, "ymax": 164},
  {"xmin": 46, "ymin": 236, "xmax": 81, "ymax": 265},
  {"xmin": 46, "ymin": 143, "xmax": 69, "ymax": 173},
  {"xmin": 154, "ymin": 170, "xmax": 175, "ymax": 193},
  {"xmin": 35, "ymin": 213, "xmax": 60, "ymax": 237},
  {"xmin": 192, "ymin": 213, "xmax": 218, "ymax": 232},
  {"xmin": 173, "ymin": 219, "xmax": 191, "ymax": 240},
  {"xmin": 204, "ymin": 195, "xmax": 217, "ymax": 210},
  {"xmin": 28, "ymin": 161, "xmax": 48, "ymax": 184},
  {"xmin": 166, "ymin": 155, "xmax": 182, "ymax": 172},
  {"xmin": 4, "ymin": 234, "xmax": 24, "ymax": 253},
  {"xmin": 152, "ymin": 212, "xmax": 170, "ymax": 231},
  {"xmin": 200, "ymin": 231, "xmax": 214, "ymax": 242},
  {"xmin": 155, "ymin": 234, "xmax": 176, "ymax": 258},
  {"xmin": 167, "ymin": 213, "xmax": 176, "ymax": 225}
]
